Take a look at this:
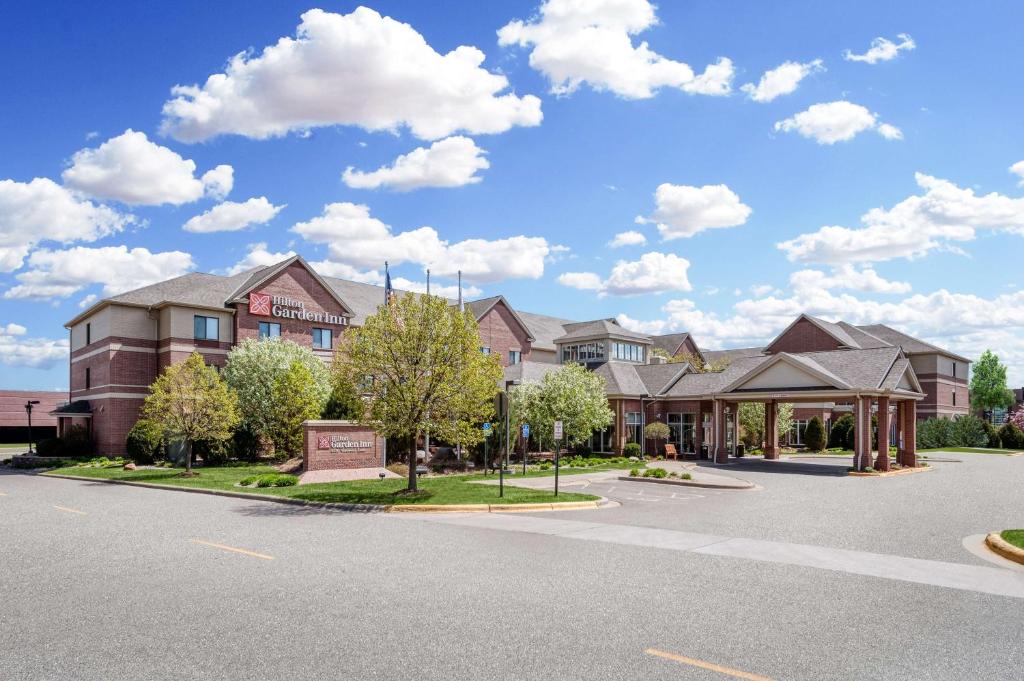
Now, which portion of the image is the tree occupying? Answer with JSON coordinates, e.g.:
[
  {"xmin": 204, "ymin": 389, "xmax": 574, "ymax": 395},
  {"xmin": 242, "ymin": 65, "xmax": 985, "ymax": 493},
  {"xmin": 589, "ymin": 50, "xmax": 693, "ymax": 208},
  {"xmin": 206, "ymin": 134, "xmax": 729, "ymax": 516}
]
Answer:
[
  {"xmin": 508, "ymin": 380, "xmax": 543, "ymax": 453},
  {"xmin": 223, "ymin": 338, "xmax": 331, "ymax": 455},
  {"xmin": 804, "ymin": 415, "xmax": 826, "ymax": 451},
  {"xmin": 335, "ymin": 292, "xmax": 503, "ymax": 491},
  {"xmin": 267, "ymin": 360, "xmax": 325, "ymax": 458},
  {"xmin": 671, "ymin": 351, "xmax": 731, "ymax": 373},
  {"xmin": 532, "ymin": 364, "xmax": 614, "ymax": 453},
  {"xmin": 142, "ymin": 353, "xmax": 239, "ymax": 476},
  {"xmin": 829, "ymin": 413, "xmax": 855, "ymax": 449},
  {"xmin": 323, "ymin": 369, "xmax": 364, "ymax": 420},
  {"xmin": 644, "ymin": 421, "xmax": 671, "ymax": 454},
  {"xmin": 738, "ymin": 402, "xmax": 793, "ymax": 449},
  {"xmin": 970, "ymin": 350, "xmax": 1014, "ymax": 417}
]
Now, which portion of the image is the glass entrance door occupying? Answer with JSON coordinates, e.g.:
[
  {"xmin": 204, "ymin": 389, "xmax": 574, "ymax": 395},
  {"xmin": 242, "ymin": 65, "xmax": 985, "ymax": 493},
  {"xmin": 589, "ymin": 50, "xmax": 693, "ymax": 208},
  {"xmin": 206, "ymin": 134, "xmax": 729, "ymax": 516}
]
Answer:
[{"xmin": 681, "ymin": 414, "xmax": 696, "ymax": 454}]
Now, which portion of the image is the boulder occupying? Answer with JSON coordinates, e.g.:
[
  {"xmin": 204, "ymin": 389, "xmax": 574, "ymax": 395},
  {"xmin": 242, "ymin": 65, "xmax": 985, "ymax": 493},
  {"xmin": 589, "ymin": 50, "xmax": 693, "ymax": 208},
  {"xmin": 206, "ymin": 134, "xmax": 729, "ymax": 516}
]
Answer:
[{"xmin": 123, "ymin": 462, "xmax": 137, "ymax": 471}]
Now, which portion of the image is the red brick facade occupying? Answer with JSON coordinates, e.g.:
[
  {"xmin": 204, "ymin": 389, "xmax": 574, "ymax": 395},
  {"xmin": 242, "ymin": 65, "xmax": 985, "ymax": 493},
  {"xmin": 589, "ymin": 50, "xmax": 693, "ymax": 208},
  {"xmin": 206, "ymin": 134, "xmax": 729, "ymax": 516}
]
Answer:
[
  {"xmin": 475, "ymin": 300, "xmax": 533, "ymax": 367},
  {"xmin": 765, "ymin": 317, "xmax": 843, "ymax": 354},
  {"xmin": 303, "ymin": 421, "xmax": 384, "ymax": 471}
]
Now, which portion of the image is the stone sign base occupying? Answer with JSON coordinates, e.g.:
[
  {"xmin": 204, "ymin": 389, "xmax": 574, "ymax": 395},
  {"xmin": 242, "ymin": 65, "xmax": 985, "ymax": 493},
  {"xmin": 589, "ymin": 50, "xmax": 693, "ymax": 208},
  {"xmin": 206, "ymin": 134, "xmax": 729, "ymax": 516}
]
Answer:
[{"xmin": 302, "ymin": 420, "xmax": 385, "ymax": 472}]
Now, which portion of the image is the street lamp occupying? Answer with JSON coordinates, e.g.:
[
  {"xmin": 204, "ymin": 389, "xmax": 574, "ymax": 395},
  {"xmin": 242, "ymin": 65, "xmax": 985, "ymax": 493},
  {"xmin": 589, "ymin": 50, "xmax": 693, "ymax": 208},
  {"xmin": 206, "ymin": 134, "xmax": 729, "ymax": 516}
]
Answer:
[{"xmin": 25, "ymin": 400, "xmax": 41, "ymax": 454}]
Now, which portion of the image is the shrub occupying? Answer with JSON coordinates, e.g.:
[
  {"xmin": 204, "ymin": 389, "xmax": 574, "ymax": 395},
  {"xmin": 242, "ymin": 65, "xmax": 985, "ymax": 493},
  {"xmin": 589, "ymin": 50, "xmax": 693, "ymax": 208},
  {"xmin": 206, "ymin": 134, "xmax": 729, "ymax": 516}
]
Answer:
[
  {"xmin": 240, "ymin": 475, "xmax": 259, "ymax": 486},
  {"xmin": 681, "ymin": 472, "xmax": 692, "ymax": 480},
  {"xmin": 573, "ymin": 442, "xmax": 593, "ymax": 456},
  {"xmin": 231, "ymin": 425, "xmax": 262, "ymax": 462},
  {"xmin": 950, "ymin": 415, "xmax": 988, "ymax": 448},
  {"xmin": 644, "ymin": 421, "xmax": 671, "ymax": 447},
  {"xmin": 628, "ymin": 468, "xmax": 640, "ymax": 477},
  {"xmin": 62, "ymin": 424, "xmax": 96, "ymax": 456},
  {"xmin": 539, "ymin": 461, "xmax": 553, "ymax": 471},
  {"xmin": 193, "ymin": 438, "xmax": 231, "ymax": 465},
  {"xmin": 35, "ymin": 438, "xmax": 64, "ymax": 457},
  {"xmin": 998, "ymin": 423, "xmax": 1024, "ymax": 450},
  {"xmin": 386, "ymin": 463, "xmax": 409, "ymax": 477},
  {"xmin": 623, "ymin": 442, "xmax": 642, "ymax": 458},
  {"xmin": 804, "ymin": 416, "xmax": 826, "ymax": 452},
  {"xmin": 252, "ymin": 473, "xmax": 298, "ymax": 488},
  {"xmin": 643, "ymin": 467, "xmax": 667, "ymax": 478},
  {"xmin": 917, "ymin": 417, "xmax": 955, "ymax": 449},
  {"xmin": 982, "ymin": 420, "xmax": 1001, "ymax": 448},
  {"xmin": 126, "ymin": 419, "xmax": 163, "ymax": 464},
  {"xmin": 828, "ymin": 413, "xmax": 854, "ymax": 449}
]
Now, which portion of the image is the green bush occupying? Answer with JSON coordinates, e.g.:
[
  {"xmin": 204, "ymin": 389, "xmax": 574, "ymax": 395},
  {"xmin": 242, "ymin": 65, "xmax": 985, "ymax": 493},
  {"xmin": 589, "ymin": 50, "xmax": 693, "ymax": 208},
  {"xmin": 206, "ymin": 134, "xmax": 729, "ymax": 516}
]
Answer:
[
  {"xmin": 642, "ymin": 467, "xmax": 667, "ymax": 478},
  {"xmin": 623, "ymin": 442, "xmax": 642, "ymax": 458},
  {"xmin": 628, "ymin": 468, "xmax": 640, "ymax": 477},
  {"xmin": 681, "ymin": 472, "xmax": 692, "ymax": 480},
  {"xmin": 539, "ymin": 461, "xmax": 553, "ymax": 471},
  {"xmin": 231, "ymin": 425, "xmax": 262, "ymax": 462},
  {"xmin": 573, "ymin": 442, "xmax": 593, "ymax": 456},
  {"xmin": 126, "ymin": 419, "xmax": 164, "ymax": 464},
  {"xmin": 240, "ymin": 475, "xmax": 259, "ymax": 486},
  {"xmin": 193, "ymin": 438, "xmax": 231, "ymax": 465},
  {"xmin": 35, "ymin": 438, "xmax": 64, "ymax": 457},
  {"xmin": 982, "ymin": 420, "xmax": 1001, "ymax": 448},
  {"xmin": 998, "ymin": 423, "xmax": 1024, "ymax": 450},
  {"xmin": 950, "ymin": 415, "xmax": 988, "ymax": 448},
  {"xmin": 828, "ymin": 413, "xmax": 854, "ymax": 449},
  {"xmin": 252, "ymin": 473, "xmax": 299, "ymax": 488},
  {"xmin": 918, "ymin": 417, "xmax": 955, "ymax": 449},
  {"xmin": 804, "ymin": 416, "xmax": 826, "ymax": 451}
]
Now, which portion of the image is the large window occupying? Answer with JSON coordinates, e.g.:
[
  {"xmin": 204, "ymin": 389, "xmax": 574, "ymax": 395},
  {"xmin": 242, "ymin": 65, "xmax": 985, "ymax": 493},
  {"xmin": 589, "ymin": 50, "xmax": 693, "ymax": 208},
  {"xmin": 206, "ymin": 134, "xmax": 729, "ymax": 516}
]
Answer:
[
  {"xmin": 612, "ymin": 341, "xmax": 645, "ymax": 362},
  {"xmin": 480, "ymin": 346, "xmax": 491, "ymax": 355},
  {"xmin": 560, "ymin": 342, "xmax": 606, "ymax": 363},
  {"xmin": 312, "ymin": 327, "xmax": 332, "ymax": 349},
  {"xmin": 194, "ymin": 315, "xmax": 219, "ymax": 341},
  {"xmin": 590, "ymin": 426, "xmax": 615, "ymax": 453},
  {"xmin": 85, "ymin": 367, "xmax": 91, "ymax": 390},
  {"xmin": 258, "ymin": 321, "xmax": 281, "ymax": 339},
  {"xmin": 508, "ymin": 350, "xmax": 521, "ymax": 365},
  {"xmin": 789, "ymin": 420, "xmax": 808, "ymax": 446},
  {"xmin": 625, "ymin": 412, "xmax": 642, "ymax": 444}
]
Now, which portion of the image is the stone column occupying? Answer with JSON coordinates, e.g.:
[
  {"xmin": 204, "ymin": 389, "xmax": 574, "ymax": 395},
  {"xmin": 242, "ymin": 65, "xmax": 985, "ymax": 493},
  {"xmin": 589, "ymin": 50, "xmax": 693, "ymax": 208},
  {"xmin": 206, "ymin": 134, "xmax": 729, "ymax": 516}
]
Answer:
[
  {"xmin": 874, "ymin": 396, "xmax": 890, "ymax": 471},
  {"xmin": 613, "ymin": 400, "xmax": 625, "ymax": 456},
  {"xmin": 904, "ymin": 400, "xmax": 917, "ymax": 467},
  {"xmin": 764, "ymin": 400, "xmax": 779, "ymax": 460},
  {"xmin": 853, "ymin": 396, "xmax": 868, "ymax": 471},
  {"xmin": 895, "ymin": 401, "xmax": 906, "ymax": 466},
  {"xmin": 714, "ymin": 400, "xmax": 729, "ymax": 464}
]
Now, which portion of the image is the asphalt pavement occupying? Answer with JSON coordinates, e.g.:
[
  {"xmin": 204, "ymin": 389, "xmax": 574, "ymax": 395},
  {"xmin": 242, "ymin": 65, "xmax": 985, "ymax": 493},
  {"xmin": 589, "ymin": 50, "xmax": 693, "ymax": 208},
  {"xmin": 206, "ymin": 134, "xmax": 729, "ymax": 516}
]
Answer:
[{"xmin": 1, "ymin": 453, "xmax": 1022, "ymax": 680}]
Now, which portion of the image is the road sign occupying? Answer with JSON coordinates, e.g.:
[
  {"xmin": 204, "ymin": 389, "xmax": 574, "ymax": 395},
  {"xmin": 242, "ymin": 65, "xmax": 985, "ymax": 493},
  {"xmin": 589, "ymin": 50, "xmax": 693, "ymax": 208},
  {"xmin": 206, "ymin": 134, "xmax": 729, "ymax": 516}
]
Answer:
[
  {"xmin": 553, "ymin": 420, "xmax": 563, "ymax": 440},
  {"xmin": 483, "ymin": 422, "xmax": 492, "ymax": 434},
  {"xmin": 521, "ymin": 424, "xmax": 530, "ymax": 438}
]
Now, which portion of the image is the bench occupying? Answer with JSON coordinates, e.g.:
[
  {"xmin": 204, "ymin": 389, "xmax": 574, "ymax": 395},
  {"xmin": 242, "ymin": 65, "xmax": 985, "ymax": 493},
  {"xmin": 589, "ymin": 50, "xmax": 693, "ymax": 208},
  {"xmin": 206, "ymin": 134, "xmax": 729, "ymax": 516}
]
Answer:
[{"xmin": 663, "ymin": 444, "xmax": 678, "ymax": 460}]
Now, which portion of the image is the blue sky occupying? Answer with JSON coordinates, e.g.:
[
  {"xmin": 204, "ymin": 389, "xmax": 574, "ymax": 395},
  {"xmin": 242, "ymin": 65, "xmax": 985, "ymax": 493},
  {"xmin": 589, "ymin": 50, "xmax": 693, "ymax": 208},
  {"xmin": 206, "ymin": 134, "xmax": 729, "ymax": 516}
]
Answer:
[{"xmin": 2, "ymin": 0, "xmax": 1023, "ymax": 390}]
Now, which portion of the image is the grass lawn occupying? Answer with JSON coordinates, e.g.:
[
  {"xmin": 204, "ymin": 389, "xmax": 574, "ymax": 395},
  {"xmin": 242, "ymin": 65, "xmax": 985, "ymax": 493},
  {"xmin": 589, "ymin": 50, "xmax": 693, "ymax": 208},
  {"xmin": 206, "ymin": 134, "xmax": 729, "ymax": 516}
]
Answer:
[
  {"xmin": 1001, "ymin": 530, "xmax": 1024, "ymax": 550},
  {"xmin": 43, "ymin": 464, "xmax": 598, "ymax": 506},
  {"xmin": 919, "ymin": 447, "xmax": 1022, "ymax": 455}
]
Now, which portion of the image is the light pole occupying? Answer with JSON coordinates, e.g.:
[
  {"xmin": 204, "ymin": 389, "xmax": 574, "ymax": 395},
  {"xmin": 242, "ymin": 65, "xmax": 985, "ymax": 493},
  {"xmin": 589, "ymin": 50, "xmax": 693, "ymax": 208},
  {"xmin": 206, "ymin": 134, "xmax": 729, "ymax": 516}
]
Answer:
[{"xmin": 25, "ymin": 400, "xmax": 40, "ymax": 454}]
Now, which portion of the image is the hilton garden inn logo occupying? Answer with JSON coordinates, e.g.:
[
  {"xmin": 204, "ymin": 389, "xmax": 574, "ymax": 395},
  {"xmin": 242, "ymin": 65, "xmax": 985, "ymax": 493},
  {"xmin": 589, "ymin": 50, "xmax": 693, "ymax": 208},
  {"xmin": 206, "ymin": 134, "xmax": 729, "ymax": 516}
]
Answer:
[
  {"xmin": 248, "ymin": 291, "xmax": 347, "ymax": 326},
  {"xmin": 317, "ymin": 434, "xmax": 373, "ymax": 450}
]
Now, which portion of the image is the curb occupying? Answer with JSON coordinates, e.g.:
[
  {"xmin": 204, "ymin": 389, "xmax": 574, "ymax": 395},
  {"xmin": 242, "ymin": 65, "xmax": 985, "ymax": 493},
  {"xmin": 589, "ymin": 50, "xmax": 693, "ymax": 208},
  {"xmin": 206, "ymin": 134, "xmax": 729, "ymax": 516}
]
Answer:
[
  {"xmin": 848, "ymin": 466, "xmax": 932, "ymax": 478},
  {"xmin": 985, "ymin": 532, "xmax": 1024, "ymax": 566},
  {"xmin": 616, "ymin": 475, "xmax": 754, "ymax": 490},
  {"xmin": 39, "ymin": 472, "xmax": 610, "ymax": 514}
]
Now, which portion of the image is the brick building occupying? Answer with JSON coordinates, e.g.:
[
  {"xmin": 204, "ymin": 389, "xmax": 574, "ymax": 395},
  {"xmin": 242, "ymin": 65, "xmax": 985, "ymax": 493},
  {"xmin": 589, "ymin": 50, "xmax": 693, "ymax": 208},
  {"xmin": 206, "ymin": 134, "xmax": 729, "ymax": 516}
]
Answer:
[
  {"xmin": 60, "ymin": 257, "xmax": 966, "ymax": 467},
  {"xmin": 0, "ymin": 390, "xmax": 66, "ymax": 443}
]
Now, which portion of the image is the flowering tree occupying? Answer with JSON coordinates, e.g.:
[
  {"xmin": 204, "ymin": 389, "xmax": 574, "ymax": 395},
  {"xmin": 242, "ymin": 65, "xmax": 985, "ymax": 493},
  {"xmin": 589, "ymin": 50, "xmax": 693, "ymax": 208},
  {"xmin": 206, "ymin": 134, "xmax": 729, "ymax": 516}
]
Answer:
[
  {"xmin": 515, "ymin": 364, "xmax": 613, "ymax": 453},
  {"xmin": 142, "ymin": 353, "xmax": 239, "ymax": 475},
  {"xmin": 1009, "ymin": 405, "xmax": 1024, "ymax": 431},
  {"xmin": 223, "ymin": 338, "xmax": 331, "ymax": 456},
  {"xmin": 739, "ymin": 402, "xmax": 794, "ymax": 449}
]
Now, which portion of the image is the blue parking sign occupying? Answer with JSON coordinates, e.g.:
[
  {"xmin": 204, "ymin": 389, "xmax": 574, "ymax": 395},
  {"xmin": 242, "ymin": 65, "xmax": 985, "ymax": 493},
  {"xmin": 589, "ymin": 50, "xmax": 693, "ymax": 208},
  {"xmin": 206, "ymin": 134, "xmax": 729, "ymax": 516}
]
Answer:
[
  {"xmin": 521, "ymin": 424, "xmax": 530, "ymax": 438},
  {"xmin": 483, "ymin": 422, "xmax": 492, "ymax": 433}
]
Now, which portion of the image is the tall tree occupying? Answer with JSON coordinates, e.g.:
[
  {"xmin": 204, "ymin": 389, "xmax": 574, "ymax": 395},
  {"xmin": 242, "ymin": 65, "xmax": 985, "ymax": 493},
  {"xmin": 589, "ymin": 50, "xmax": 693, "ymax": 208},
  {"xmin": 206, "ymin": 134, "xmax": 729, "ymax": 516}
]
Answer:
[
  {"xmin": 267, "ymin": 360, "xmax": 325, "ymax": 458},
  {"xmin": 524, "ymin": 364, "xmax": 613, "ymax": 452},
  {"xmin": 335, "ymin": 292, "xmax": 503, "ymax": 491},
  {"xmin": 739, "ymin": 402, "xmax": 794, "ymax": 449},
  {"xmin": 141, "ymin": 353, "xmax": 239, "ymax": 476},
  {"xmin": 970, "ymin": 350, "xmax": 1014, "ymax": 417},
  {"xmin": 223, "ymin": 338, "xmax": 331, "ymax": 456}
]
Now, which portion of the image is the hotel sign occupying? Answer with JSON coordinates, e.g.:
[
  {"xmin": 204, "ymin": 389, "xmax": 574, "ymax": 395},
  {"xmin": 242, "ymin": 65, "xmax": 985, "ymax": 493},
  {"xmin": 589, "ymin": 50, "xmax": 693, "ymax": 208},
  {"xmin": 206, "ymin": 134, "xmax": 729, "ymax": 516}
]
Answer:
[
  {"xmin": 317, "ymin": 434, "xmax": 374, "ymax": 451},
  {"xmin": 249, "ymin": 291, "xmax": 347, "ymax": 326}
]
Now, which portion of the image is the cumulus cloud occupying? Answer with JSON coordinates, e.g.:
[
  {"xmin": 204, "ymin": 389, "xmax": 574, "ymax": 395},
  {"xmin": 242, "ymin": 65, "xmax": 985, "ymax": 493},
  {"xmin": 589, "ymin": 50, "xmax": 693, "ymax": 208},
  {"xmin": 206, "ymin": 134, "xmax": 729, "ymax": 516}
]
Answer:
[
  {"xmin": 223, "ymin": 242, "xmax": 298, "ymax": 276},
  {"xmin": 608, "ymin": 230, "xmax": 647, "ymax": 248},
  {"xmin": 3, "ymin": 246, "xmax": 194, "ymax": 300},
  {"xmin": 292, "ymin": 202, "xmax": 551, "ymax": 284},
  {"xmin": 635, "ymin": 182, "xmax": 751, "ymax": 239},
  {"xmin": 741, "ymin": 59, "xmax": 824, "ymax": 103},
  {"xmin": 62, "ymin": 130, "xmax": 233, "ymax": 205},
  {"xmin": 558, "ymin": 252, "xmax": 691, "ymax": 296},
  {"xmin": 844, "ymin": 34, "xmax": 916, "ymax": 64},
  {"xmin": 0, "ymin": 177, "xmax": 132, "ymax": 273},
  {"xmin": 774, "ymin": 101, "xmax": 901, "ymax": 144},
  {"xmin": 342, "ymin": 136, "xmax": 489, "ymax": 191},
  {"xmin": 183, "ymin": 197, "xmax": 284, "ymax": 233},
  {"xmin": 1010, "ymin": 160, "xmax": 1024, "ymax": 186},
  {"xmin": 307, "ymin": 258, "xmax": 483, "ymax": 298},
  {"xmin": 789, "ymin": 265, "xmax": 912, "ymax": 295},
  {"xmin": 777, "ymin": 172, "xmax": 1024, "ymax": 264},
  {"xmin": 497, "ymin": 0, "xmax": 733, "ymax": 99},
  {"xmin": 0, "ymin": 325, "xmax": 69, "ymax": 369},
  {"xmin": 160, "ymin": 7, "xmax": 542, "ymax": 142}
]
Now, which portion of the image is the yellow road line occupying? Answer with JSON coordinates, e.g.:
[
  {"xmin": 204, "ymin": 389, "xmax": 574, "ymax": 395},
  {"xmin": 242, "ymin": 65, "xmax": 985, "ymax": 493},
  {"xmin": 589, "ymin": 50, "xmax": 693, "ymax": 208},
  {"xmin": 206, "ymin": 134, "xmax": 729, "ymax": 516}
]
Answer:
[
  {"xmin": 645, "ymin": 648, "xmax": 774, "ymax": 681},
  {"xmin": 53, "ymin": 505, "xmax": 86, "ymax": 515},
  {"xmin": 190, "ymin": 539, "xmax": 274, "ymax": 561}
]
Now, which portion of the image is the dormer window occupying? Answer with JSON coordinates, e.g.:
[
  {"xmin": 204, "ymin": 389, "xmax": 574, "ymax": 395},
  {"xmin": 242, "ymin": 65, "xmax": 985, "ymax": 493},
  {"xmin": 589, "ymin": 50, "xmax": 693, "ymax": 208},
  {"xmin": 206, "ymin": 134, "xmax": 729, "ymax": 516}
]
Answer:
[
  {"xmin": 561, "ymin": 342, "xmax": 605, "ymax": 363},
  {"xmin": 612, "ymin": 341, "xmax": 645, "ymax": 362}
]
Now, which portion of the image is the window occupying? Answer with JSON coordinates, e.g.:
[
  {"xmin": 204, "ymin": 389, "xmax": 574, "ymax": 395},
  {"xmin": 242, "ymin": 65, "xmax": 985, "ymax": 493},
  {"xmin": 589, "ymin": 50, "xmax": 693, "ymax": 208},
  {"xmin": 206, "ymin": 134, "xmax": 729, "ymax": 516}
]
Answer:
[
  {"xmin": 85, "ymin": 367, "xmax": 91, "ymax": 390},
  {"xmin": 952, "ymin": 390, "xmax": 956, "ymax": 407},
  {"xmin": 625, "ymin": 412, "xmax": 642, "ymax": 444},
  {"xmin": 85, "ymin": 322, "xmax": 91, "ymax": 345},
  {"xmin": 951, "ymin": 362, "xmax": 956, "ymax": 378},
  {"xmin": 480, "ymin": 346, "xmax": 491, "ymax": 355},
  {"xmin": 560, "ymin": 342, "xmax": 606, "ymax": 363},
  {"xmin": 258, "ymin": 321, "xmax": 281, "ymax": 339},
  {"xmin": 194, "ymin": 315, "xmax": 219, "ymax": 341},
  {"xmin": 611, "ymin": 341, "xmax": 645, "ymax": 362},
  {"xmin": 312, "ymin": 328, "xmax": 332, "ymax": 350},
  {"xmin": 508, "ymin": 350, "xmax": 521, "ymax": 365}
]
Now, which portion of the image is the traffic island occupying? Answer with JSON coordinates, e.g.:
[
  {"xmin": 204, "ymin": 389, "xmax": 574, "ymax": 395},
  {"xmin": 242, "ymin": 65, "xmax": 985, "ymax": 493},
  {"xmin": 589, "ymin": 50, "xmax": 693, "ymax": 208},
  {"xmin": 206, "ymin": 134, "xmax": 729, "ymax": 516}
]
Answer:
[
  {"xmin": 985, "ymin": 531, "xmax": 1024, "ymax": 566},
  {"xmin": 847, "ymin": 465, "xmax": 933, "ymax": 477}
]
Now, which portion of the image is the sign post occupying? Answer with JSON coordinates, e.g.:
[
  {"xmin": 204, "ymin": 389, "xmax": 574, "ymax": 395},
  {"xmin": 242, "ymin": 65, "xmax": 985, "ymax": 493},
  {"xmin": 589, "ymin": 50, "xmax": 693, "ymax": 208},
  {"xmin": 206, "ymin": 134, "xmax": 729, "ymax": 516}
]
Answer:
[
  {"xmin": 521, "ymin": 423, "xmax": 530, "ymax": 475},
  {"xmin": 553, "ymin": 420, "xmax": 563, "ymax": 497},
  {"xmin": 482, "ymin": 422, "xmax": 491, "ymax": 476}
]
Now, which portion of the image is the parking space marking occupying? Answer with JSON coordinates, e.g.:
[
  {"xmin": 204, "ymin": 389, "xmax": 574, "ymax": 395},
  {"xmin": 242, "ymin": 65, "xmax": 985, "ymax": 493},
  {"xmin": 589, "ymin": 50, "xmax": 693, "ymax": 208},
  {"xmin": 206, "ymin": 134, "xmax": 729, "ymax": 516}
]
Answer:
[
  {"xmin": 53, "ymin": 505, "xmax": 86, "ymax": 515},
  {"xmin": 190, "ymin": 539, "xmax": 274, "ymax": 560},
  {"xmin": 645, "ymin": 648, "xmax": 774, "ymax": 680}
]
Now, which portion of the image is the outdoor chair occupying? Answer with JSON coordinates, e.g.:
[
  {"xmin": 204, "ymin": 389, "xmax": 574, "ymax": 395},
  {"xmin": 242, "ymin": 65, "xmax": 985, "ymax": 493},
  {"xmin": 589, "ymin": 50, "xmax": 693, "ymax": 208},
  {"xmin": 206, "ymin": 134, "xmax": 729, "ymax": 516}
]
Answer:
[{"xmin": 664, "ymin": 443, "xmax": 678, "ymax": 460}]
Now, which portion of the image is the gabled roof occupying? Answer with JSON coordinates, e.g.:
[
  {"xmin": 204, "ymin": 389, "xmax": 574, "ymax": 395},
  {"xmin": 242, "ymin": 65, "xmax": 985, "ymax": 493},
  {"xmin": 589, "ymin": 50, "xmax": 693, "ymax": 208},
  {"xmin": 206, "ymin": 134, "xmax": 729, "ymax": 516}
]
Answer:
[
  {"xmin": 721, "ymin": 352, "xmax": 852, "ymax": 393},
  {"xmin": 701, "ymin": 346, "xmax": 765, "ymax": 363},
  {"xmin": 464, "ymin": 295, "xmax": 535, "ymax": 342},
  {"xmin": 856, "ymin": 324, "xmax": 971, "ymax": 362},
  {"xmin": 649, "ymin": 332, "xmax": 703, "ymax": 360},
  {"xmin": 634, "ymin": 362, "xmax": 692, "ymax": 395},
  {"xmin": 225, "ymin": 255, "xmax": 355, "ymax": 317},
  {"xmin": 591, "ymin": 361, "xmax": 649, "ymax": 396},
  {"xmin": 516, "ymin": 310, "xmax": 577, "ymax": 351},
  {"xmin": 766, "ymin": 313, "xmax": 860, "ymax": 351},
  {"xmin": 879, "ymin": 357, "xmax": 924, "ymax": 393},
  {"xmin": 553, "ymin": 319, "xmax": 651, "ymax": 344}
]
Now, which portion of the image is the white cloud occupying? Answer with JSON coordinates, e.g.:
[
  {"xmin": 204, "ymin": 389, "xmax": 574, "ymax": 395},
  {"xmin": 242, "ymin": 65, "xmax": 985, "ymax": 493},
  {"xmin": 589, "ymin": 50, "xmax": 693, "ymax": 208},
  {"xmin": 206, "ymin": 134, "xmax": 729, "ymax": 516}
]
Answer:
[
  {"xmin": 778, "ymin": 172, "xmax": 1024, "ymax": 264},
  {"xmin": 774, "ymin": 101, "xmax": 900, "ymax": 144},
  {"xmin": 78, "ymin": 294, "xmax": 98, "ymax": 309},
  {"xmin": 0, "ymin": 177, "xmax": 132, "ymax": 273},
  {"xmin": 608, "ymin": 230, "xmax": 647, "ymax": 248},
  {"xmin": 3, "ymin": 322, "xmax": 27, "ymax": 336},
  {"xmin": 558, "ymin": 251, "xmax": 691, "ymax": 297},
  {"xmin": 183, "ymin": 197, "xmax": 284, "ymax": 233},
  {"xmin": 3, "ymin": 246, "xmax": 194, "ymax": 300},
  {"xmin": 161, "ymin": 7, "xmax": 541, "ymax": 142},
  {"xmin": 635, "ymin": 182, "xmax": 751, "ymax": 239},
  {"xmin": 62, "ymin": 129, "xmax": 232, "ymax": 205},
  {"xmin": 741, "ymin": 59, "xmax": 824, "ymax": 103},
  {"xmin": 0, "ymin": 326, "xmax": 69, "ymax": 369},
  {"xmin": 342, "ymin": 136, "xmax": 489, "ymax": 191},
  {"xmin": 789, "ymin": 265, "xmax": 911, "ymax": 295},
  {"xmin": 750, "ymin": 284, "xmax": 775, "ymax": 297},
  {"xmin": 844, "ymin": 34, "xmax": 916, "ymax": 64},
  {"xmin": 307, "ymin": 259, "xmax": 483, "ymax": 298},
  {"xmin": 1010, "ymin": 160, "xmax": 1024, "ymax": 186},
  {"xmin": 224, "ymin": 242, "xmax": 297, "ymax": 276},
  {"xmin": 292, "ymin": 202, "xmax": 552, "ymax": 284},
  {"xmin": 497, "ymin": 0, "xmax": 733, "ymax": 99}
]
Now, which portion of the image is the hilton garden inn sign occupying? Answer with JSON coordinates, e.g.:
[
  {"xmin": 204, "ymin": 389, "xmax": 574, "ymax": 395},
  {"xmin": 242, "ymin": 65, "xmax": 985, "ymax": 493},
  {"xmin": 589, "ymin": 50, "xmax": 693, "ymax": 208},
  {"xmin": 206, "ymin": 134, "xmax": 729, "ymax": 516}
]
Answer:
[{"xmin": 249, "ymin": 291, "xmax": 348, "ymax": 326}]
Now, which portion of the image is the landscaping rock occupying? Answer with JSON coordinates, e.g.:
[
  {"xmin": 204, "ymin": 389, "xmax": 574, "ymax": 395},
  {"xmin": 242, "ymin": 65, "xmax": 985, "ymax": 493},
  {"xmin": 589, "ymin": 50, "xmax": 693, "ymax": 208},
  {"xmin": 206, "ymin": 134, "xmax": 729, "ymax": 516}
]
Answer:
[{"xmin": 123, "ymin": 462, "xmax": 137, "ymax": 471}]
